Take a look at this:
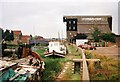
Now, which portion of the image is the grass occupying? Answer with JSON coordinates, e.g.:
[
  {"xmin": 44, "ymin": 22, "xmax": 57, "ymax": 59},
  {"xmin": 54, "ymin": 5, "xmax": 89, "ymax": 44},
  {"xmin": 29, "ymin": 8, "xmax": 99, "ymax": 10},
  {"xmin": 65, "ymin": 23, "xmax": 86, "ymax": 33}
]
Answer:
[
  {"xmin": 62, "ymin": 63, "xmax": 82, "ymax": 80},
  {"xmin": 35, "ymin": 47, "xmax": 68, "ymax": 80},
  {"xmin": 42, "ymin": 58, "xmax": 67, "ymax": 80},
  {"xmin": 60, "ymin": 62, "xmax": 81, "ymax": 80},
  {"xmin": 85, "ymin": 51, "xmax": 120, "ymax": 81},
  {"xmin": 35, "ymin": 48, "xmax": 46, "ymax": 58},
  {"xmin": 36, "ymin": 44, "xmax": 82, "ymax": 80},
  {"xmin": 64, "ymin": 66, "xmax": 72, "ymax": 80},
  {"xmin": 71, "ymin": 73, "xmax": 81, "ymax": 80},
  {"xmin": 85, "ymin": 50, "xmax": 94, "ymax": 59},
  {"xmin": 7, "ymin": 44, "xmax": 18, "ymax": 49},
  {"xmin": 60, "ymin": 44, "xmax": 82, "ymax": 80},
  {"xmin": 66, "ymin": 44, "xmax": 82, "ymax": 58},
  {"xmin": 35, "ymin": 44, "xmax": 119, "ymax": 81}
]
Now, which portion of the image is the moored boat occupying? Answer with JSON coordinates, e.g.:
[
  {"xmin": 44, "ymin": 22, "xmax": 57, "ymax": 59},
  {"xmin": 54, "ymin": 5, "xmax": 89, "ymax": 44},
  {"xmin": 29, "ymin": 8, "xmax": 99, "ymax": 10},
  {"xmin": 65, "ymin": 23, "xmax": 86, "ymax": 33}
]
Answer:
[
  {"xmin": 0, "ymin": 43, "xmax": 45, "ymax": 82},
  {"xmin": 44, "ymin": 41, "xmax": 66, "ymax": 58}
]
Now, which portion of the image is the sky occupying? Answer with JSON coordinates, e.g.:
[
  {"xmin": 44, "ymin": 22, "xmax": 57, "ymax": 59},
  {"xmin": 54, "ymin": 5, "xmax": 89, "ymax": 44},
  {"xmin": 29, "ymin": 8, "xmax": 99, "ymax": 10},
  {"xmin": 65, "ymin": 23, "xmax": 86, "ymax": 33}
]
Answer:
[{"xmin": 0, "ymin": 0, "xmax": 120, "ymax": 38}]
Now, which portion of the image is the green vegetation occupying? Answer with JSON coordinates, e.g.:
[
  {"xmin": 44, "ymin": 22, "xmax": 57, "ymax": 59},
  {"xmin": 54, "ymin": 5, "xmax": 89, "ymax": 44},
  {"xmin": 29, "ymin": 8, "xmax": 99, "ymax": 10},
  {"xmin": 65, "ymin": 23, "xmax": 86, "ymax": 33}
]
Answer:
[
  {"xmin": 60, "ymin": 62, "xmax": 81, "ymax": 80},
  {"xmin": 91, "ymin": 27, "xmax": 117, "ymax": 42},
  {"xmin": 35, "ymin": 48, "xmax": 68, "ymax": 80},
  {"xmin": 64, "ymin": 44, "xmax": 82, "ymax": 80},
  {"xmin": 71, "ymin": 73, "xmax": 81, "ymax": 80},
  {"xmin": 85, "ymin": 51, "xmax": 119, "ymax": 81},
  {"xmin": 2, "ymin": 29, "xmax": 14, "ymax": 41},
  {"xmin": 72, "ymin": 33, "xmax": 87, "ymax": 42},
  {"xmin": 85, "ymin": 50, "xmax": 94, "ymax": 59},
  {"xmin": 35, "ymin": 44, "xmax": 82, "ymax": 80},
  {"xmin": 63, "ymin": 65, "xmax": 72, "ymax": 80},
  {"xmin": 91, "ymin": 27, "xmax": 101, "ymax": 42},
  {"xmin": 36, "ymin": 44, "xmax": 119, "ymax": 81},
  {"xmin": 42, "ymin": 58, "xmax": 67, "ymax": 80},
  {"xmin": 66, "ymin": 44, "xmax": 82, "ymax": 58},
  {"xmin": 35, "ymin": 48, "xmax": 46, "ymax": 58},
  {"xmin": 101, "ymin": 33, "xmax": 116, "ymax": 42},
  {"xmin": 6, "ymin": 44, "xmax": 18, "ymax": 49}
]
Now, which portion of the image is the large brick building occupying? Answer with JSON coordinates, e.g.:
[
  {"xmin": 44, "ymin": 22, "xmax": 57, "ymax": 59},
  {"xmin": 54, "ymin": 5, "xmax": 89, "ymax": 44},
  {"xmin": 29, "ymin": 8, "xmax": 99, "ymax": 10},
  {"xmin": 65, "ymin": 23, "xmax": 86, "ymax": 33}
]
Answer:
[{"xmin": 63, "ymin": 16, "xmax": 112, "ymax": 42}]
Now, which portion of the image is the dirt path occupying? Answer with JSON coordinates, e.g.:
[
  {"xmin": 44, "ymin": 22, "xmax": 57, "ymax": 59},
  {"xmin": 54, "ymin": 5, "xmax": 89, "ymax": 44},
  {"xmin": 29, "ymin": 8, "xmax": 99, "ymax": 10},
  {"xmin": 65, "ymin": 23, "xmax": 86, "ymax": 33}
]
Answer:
[
  {"xmin": 56, "ymin": 44, "xmax": 82, "ymax": 80},
  {"xmin": 91, "ymin": 47, "xmax": 119, "ymax": 59},
  {"xmin": 56, "ymin": 61, "xmax": 73, "ymax": 80}
]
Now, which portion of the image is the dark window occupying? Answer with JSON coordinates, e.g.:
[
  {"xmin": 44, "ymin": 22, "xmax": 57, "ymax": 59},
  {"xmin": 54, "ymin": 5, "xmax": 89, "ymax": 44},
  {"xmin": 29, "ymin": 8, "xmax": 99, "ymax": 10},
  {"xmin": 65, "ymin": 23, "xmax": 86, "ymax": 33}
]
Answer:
[
  {"xmin": 69, "ymin": 26, "xmax": 71, "ymax": 30},
  {"xmin": 73, "ymin": 26, "xmax": 75, "ymax": 30},
  {"xmin": 65, "ymin": 18, "xmax": 77, "ymax": 31}
]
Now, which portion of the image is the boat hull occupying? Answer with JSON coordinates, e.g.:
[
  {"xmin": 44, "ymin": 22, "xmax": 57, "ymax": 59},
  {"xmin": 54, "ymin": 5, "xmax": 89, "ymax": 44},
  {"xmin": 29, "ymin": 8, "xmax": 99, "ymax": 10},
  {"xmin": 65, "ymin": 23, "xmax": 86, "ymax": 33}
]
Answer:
[{"xmin": 44, "ymin": 51, "xmax": 65, "ymax": 58}]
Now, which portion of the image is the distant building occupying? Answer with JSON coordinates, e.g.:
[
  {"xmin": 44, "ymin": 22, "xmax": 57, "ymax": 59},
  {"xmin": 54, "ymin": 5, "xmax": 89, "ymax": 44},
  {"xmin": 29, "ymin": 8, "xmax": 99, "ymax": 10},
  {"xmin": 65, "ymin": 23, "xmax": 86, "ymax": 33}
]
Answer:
[
  {"xmin": 21, "ymin": 35, "xmax": 30, "ymax": 44},
  {"xmin": 63, "ymin": 16, "xmax": 112, "ymax": 42},
  {"xmin": 30, "ymin": 36, "xmax": 48, "ymax": 44},
  {"xmin": 12, "ymin": 30, "xmax": 22, "ymax": 44}
]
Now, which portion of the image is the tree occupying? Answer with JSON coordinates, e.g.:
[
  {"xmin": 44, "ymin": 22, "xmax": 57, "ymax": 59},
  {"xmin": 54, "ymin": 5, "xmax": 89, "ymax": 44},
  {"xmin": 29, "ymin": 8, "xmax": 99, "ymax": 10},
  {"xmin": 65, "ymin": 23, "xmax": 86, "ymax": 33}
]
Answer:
[
  {"xmin": 30, "ymin": 34, "xmax": 33, "ymax": 40},
  {"xmin": 0, "ymin": 28, "xmax": 4, "ymax": 39},
  {"xmin": 75, "ymin": 33, "xmax": 87, "ymax": 39},
  {"xmin": 101, "ymin": 33, "xmax": 116, "ymax": 42},
  {"xmin": 4, "ymin": 29, "xmax": 14, "ymax": 41},
  {"xmin": 4, "ymin": 29, "xmax": 11, "ymax": 41},
  {"xmin": 72, "ymin": 33, "xmax": 87, "ymax": 42},
  {"xmin": 91, "ymin": 27, "xmax": 101, "ymax": 42},
  {"xmin": 10, "ymin": 31, "xmax": 14, "ymax": 41}
]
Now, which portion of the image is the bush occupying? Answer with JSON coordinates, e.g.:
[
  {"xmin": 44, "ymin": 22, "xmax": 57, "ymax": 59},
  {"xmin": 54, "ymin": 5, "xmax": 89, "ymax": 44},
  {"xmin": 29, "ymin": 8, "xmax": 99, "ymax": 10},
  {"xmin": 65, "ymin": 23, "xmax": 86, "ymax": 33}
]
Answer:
[
  {"xmin": 101, "ymin": 33, "xmax": 116, "ymax": 42},
  {"xmin": 72, "ymin": 33, "xmax": 87, "ymax": 42}
]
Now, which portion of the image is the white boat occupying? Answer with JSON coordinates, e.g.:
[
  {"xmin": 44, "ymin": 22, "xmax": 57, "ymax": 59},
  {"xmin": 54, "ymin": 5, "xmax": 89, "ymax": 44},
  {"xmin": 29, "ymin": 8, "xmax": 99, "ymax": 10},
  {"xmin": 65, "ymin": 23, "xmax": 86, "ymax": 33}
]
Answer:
[{"xmin": 44, "ymin": 41, "xmax": 66, "ymax": 58}]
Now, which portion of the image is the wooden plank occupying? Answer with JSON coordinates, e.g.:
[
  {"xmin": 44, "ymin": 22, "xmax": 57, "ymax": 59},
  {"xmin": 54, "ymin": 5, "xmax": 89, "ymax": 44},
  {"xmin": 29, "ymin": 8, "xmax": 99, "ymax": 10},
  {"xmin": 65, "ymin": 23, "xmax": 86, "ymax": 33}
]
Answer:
[
  {"xmin": 4, "ymin": 49, "xmax": 15, "ymax": 52},
  {"xmin": 73, "ymin": 59, "xmax": 100, "ymax": 62},
  {"xmin": 80, "ymin": 48, "xmax": 90, "ymax": 82},
  {"xmin": 9, "ymin": 73, "xmax": 20, "ymax": 81},
  {"xmin": 83, "ymin": 60, "xmax": 90, "ymax": 82}
]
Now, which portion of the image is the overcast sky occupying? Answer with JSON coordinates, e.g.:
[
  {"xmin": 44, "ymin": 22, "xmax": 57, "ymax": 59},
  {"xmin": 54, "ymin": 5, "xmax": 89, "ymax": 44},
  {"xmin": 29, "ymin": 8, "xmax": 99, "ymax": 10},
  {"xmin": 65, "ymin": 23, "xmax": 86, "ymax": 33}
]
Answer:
[{"xmin": 0, "ymin": 0, "xmax": 119, "ymax": 38}]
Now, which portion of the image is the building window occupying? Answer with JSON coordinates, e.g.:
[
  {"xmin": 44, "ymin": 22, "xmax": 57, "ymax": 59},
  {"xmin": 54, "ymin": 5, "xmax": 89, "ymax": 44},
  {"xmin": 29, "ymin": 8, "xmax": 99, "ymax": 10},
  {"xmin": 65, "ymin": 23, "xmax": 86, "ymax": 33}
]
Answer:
[
  {"xmin": 73, "ymin": 26, "xmax": 76, "ymax": 30},
  {"xmin": 73, "ymin": 21, "xmax": 75, "ymax": 24},
  {"xmin": 69, "ymin": 26, "xmax": 71, "ymax": 30},
  {"xmin": 69, "ymin": 21, "xmax": 71, "ymax": 24}
]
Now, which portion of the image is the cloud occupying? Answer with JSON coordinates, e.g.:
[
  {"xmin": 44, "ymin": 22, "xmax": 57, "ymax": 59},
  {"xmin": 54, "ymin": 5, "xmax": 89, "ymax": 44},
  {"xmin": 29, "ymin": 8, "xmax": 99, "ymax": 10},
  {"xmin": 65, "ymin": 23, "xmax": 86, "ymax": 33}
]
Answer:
[{"xmin": 1, "ymin": 0, "xmax": 119, "ymax": 38}]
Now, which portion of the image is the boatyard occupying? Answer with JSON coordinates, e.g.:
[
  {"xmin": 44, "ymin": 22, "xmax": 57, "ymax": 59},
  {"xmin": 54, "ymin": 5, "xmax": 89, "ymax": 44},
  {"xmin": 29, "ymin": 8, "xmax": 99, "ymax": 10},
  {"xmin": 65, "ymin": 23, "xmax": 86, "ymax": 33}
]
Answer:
[
  {"xmin": 0, "ymin": 35, "xmax": 120, "ymax": 81},
  {"xmin": 0, "ymin": 24, "xmax": 120, "ymax": 81},
  {"xmin": 0, "ymin": 1, "xmax": 120, "ymax": 82}
]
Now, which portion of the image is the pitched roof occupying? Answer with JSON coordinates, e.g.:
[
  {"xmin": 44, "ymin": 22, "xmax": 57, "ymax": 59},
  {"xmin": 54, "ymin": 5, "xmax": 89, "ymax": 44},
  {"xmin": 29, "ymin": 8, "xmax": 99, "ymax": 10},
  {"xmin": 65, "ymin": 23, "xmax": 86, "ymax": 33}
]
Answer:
[
  {"xmin": 77, "ymin": 26, "xmax": 111, "ymax": 34},
  {"xmin": 21, "ymin": 35, "xmax": 30, "ymax": 40},
  {"xmin": 12, "ymin": 30, "xmax": 22, "ymax": 36},
  {"xmin": 21, "ymin": 35, "xmax": 30, "ymax": 43},
  {"xmin": 35, "ymin": 36, "xmax": 44, "ymax": 40}
]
